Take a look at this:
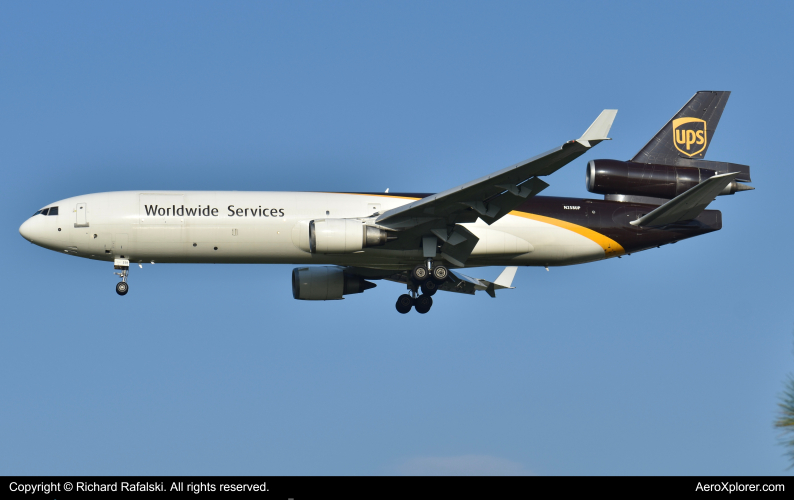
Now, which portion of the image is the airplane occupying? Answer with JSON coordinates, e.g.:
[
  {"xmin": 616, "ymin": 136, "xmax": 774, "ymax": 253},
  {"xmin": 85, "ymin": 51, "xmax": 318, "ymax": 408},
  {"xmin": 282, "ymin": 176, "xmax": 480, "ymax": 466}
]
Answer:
[{"xmin": 19, "ymin": 91, "xmax": 752, "ymax": 314}]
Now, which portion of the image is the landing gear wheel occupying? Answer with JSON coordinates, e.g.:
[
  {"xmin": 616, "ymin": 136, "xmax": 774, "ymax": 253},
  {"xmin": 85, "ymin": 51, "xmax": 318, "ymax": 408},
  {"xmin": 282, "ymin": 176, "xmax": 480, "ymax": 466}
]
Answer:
[
  {"xmin": 412, "ymin": 265, "xmax": 429, "ymax": 282},
  {"xmin": 420, "ymin": 280, "xmax": 438, "ymax": 296},
  {"xmin": 395, "ymin": 294, "xmax": 414, "ymax": 314},
  {"xmin": 414, "ymin": 294, "xmax": 433, "ymax": 314},
  {"xmin": 116, "ymin": 281, "xmax": 129, "ymax": 296},
  {"xmin": 431, "ymin": 265, "xmax": 449, "ymax": 282}
]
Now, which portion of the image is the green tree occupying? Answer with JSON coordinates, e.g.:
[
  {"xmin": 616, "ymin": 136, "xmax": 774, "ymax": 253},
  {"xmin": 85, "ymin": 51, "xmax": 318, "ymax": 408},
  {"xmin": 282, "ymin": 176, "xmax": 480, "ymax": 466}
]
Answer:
[{"xmin": 775, "ymin": 375, "xmax": 794, "ymax": 467}]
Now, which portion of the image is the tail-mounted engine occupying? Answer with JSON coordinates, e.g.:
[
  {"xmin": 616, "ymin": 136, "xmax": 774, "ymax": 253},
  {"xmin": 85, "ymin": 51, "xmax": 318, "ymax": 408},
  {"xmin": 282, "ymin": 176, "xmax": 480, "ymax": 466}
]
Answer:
[
  {"xmin": 586, "ymin": 159, "xmax": 752, "ymax": 199},
  {"xmin": 292, "ymin": 266, "xmax": 376, "ymax": 300},
  {"xmin": 292, "ymin": 219, "xmax": 392, "ymax": 253}
]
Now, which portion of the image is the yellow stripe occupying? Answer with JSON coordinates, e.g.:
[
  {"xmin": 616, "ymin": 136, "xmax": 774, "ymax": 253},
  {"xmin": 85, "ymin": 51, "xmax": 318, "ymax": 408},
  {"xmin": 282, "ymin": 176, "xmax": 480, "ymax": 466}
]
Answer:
[
  {"xmin": 509, "ymin": 211, "xmax": 625, "ymax": 257},
  {"xmin": 336, "ymin": 193, "xmax": 624, "ymax": 257},
  {"xmin": 333, "ymin": 192, "xmax": 422, "ymax": 202}
]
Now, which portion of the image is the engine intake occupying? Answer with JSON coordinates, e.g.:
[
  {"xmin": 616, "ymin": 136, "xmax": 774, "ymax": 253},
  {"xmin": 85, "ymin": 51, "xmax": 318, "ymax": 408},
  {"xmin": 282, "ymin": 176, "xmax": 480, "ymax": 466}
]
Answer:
[
  {"xmin": 292, "ymin": 266, "xmax": 376, "ymax": 300},
  {"xmin": 586, "ymin": 159, "xmax": 750, "ymax": 199}
]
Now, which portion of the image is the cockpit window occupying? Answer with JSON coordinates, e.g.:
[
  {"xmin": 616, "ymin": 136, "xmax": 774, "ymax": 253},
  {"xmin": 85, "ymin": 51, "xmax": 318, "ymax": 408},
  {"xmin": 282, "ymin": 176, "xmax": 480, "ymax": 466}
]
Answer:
[
  {"xmin": 32, "ymin": 206, "xmax": 59, "ymax": 216},
  {"xmin": 33, "ymin": 210, "xmax": 42, "ymax": 216}
]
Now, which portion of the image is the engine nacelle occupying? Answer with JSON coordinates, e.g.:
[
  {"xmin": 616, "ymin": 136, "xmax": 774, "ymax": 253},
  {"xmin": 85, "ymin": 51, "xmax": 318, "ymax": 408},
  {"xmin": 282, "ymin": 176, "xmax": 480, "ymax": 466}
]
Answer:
[
  {"xmin": 292, "ymin": 266, "xmax": 376, "ymax": 300},
  {"xmin": 292, "ymin": 219, "xmax": 390, "ymax": 253},
  {"xmin": 586, "ymin": 159, "xmax": 749, "ymax": 199}
]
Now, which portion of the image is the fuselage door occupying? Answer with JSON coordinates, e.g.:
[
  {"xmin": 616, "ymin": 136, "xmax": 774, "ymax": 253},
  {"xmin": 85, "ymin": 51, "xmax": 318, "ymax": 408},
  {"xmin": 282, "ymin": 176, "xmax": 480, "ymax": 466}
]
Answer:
[
  {"xmin": 75, "ymin": 203, "xmax": 88, "ymax": 227},
  {"xmin": 584, "ymin": 200, "xmax": 600, "ymax": 229}
]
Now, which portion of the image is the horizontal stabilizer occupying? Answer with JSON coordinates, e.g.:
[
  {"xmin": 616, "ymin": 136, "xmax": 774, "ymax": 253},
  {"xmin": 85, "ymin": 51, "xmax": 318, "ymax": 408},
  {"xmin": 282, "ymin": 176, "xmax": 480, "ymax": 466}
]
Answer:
[
  {"xmin": 631, "ymin": 172, "xmax": 739, "ymax": 227},
  {"xmin": 493, "ymin": 266, "xmax": 518, "ymax": 288},
  {"xmin": 445, "ymin": 267, "xmax": 518, "ymax": 298}
]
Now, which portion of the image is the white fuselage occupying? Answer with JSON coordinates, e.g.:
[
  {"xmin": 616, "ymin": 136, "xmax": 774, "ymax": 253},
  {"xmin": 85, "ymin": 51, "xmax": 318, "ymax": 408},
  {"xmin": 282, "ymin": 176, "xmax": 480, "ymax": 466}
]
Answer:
[{"xmin": 19, "ymin": 191, "xmax": 609, "ymax": 269}]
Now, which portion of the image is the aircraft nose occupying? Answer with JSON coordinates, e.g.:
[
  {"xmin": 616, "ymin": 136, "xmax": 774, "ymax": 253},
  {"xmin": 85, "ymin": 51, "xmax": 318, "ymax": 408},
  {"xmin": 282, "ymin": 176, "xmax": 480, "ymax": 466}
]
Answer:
[{"xmin": 19, "ymin": 218, "xmax": 35, "ymax": 242}]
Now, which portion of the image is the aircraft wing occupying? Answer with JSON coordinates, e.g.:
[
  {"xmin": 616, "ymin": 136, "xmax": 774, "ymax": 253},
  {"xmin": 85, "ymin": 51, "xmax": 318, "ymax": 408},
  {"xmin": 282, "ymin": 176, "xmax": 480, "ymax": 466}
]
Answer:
[{"xmin": 375, "ymin": 109, "xmax": 617, "ymax": 229}]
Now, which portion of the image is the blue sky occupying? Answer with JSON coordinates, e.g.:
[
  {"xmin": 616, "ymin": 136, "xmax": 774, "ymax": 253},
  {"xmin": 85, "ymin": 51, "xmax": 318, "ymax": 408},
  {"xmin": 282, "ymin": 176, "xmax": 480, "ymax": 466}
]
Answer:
[{"xmin": 1, "ymin": 1, "xmax": 793, "ymax": 475}]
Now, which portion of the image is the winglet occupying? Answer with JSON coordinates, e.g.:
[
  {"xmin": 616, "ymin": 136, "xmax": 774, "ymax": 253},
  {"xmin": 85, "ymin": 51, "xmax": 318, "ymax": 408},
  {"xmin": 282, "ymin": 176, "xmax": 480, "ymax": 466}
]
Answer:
[{"xmin": 577, "ymin": 109, "xmax": 617, "ymax": 147}]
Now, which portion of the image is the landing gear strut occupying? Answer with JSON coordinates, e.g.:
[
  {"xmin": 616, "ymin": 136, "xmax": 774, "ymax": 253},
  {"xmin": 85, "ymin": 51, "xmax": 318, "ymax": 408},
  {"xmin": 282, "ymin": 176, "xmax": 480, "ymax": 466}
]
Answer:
[{"xmin": 114, "ymin": 258, "xmax": 130, "ymax": 296}]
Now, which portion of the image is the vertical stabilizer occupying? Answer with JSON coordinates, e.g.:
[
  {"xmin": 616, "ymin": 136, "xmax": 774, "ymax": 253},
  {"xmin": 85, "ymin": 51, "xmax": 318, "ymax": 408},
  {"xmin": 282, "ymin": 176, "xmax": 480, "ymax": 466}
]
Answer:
[{"xmin": 631, "ymin": 91, "xmax": 730, "ymax": 165}]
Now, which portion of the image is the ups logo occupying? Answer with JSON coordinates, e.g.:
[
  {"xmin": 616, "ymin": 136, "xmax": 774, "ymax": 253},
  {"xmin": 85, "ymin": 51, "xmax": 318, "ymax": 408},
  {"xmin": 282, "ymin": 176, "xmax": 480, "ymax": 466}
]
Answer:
[{"xmin": 672, "ymin": 117, "xmax": 707, "ymax": 157}]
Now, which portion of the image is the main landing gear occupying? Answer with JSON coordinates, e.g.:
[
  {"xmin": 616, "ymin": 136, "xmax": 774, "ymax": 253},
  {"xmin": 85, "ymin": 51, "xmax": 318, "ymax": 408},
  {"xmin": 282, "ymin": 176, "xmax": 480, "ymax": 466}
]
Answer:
[
  {"xmin": 396, "ymin": 261, "xmax": 448, "ymax": 314},
  {"xmin": 395, "ymin": 294, "xmax": 414, "ymax": 314},
  {"xmin": 395, "ymin": 293, "xmax": 435, "ymax": 314},
  {"xmin": 113, "ymin": 258, "xmax": 130, "ymax": 296}
]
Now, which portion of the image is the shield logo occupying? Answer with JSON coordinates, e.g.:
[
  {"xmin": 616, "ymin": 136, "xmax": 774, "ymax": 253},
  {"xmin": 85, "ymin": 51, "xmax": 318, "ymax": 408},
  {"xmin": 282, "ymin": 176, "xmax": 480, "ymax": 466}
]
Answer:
[{"xmin": 672, "ymin": 117, "xmax": 707, "ymax": 157}]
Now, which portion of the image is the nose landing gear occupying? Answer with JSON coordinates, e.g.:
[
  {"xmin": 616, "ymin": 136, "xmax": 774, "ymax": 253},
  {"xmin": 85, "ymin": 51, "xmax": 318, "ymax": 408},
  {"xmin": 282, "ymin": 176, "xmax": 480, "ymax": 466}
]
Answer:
[{"xmin": 113, "ymin": 258, "xmax": 130, "ymax": 296}]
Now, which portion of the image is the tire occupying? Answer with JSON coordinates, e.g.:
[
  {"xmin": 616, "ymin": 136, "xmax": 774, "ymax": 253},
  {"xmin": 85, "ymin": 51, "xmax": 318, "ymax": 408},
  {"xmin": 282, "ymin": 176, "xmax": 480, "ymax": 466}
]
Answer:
[
  {"xmin": 420, "ymin": 280, "xmax": 438, "ymax": 296},
  {"xmin": 414, "ymin": 294, "xmax": 433, "ymax": 314},
  {"xmin": 431, "ymin": 265, "xmax": 449, "ymax": 282},
  {"xmin": 412, "ymin": 265, "xmax": 429, "ymax": 282},
  {"xmin": 395, "ymin": 294, "xmax": 414, "ymax": 314},
  {"xmin": 116, "ymin": 282, "xmax": 129, "ymax": 296}
]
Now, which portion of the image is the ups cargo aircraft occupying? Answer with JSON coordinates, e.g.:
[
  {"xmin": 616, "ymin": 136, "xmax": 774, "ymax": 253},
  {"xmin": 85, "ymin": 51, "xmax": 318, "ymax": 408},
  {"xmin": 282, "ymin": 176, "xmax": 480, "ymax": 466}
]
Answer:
[{"xmin": 19, "ymin": 91, "xmax": 752, "ymax": 314}]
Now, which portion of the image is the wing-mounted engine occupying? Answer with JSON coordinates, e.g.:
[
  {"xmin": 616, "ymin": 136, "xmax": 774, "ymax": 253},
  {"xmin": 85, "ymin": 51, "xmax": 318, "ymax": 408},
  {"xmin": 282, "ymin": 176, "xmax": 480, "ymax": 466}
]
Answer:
[
  {"xmin": 292, "ymin": 219, "xmax": 393, "ymax": 253},
  {"xmin": 586, "ymin": 159, "xmax": 752, "ymax": 201},
  {"xmin": 292, "ymin": 266, "xmax": 376, "ymax": 300}
]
